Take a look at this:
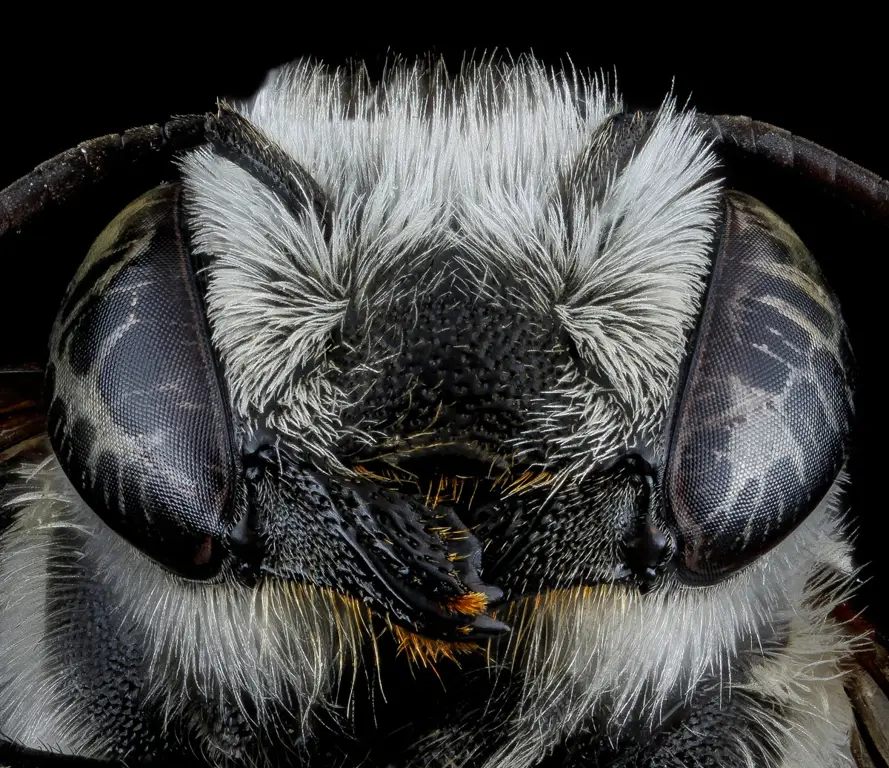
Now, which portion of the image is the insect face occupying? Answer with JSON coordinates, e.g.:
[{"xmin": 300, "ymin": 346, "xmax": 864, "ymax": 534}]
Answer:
[{"xmin": 0, "ymin": 58, "xmax": 880, "ymax": 768}]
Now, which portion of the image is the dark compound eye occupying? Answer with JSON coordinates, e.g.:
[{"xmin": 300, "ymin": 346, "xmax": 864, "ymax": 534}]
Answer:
[
  {"xmin": 46, "ymin": 185, "xmax": 238, "ymax": 579},
  {"xmin": 664, "ymin": 191, "xmax": 853, "ymax": 584}
]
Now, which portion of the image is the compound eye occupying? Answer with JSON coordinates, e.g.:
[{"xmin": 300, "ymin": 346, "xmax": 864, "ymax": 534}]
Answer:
[
  {"xmin": 46, "ymin": 184, "xmax": 236, "ymax": 578},
  {"xmin": 665, "ymin": 191, "xmax": 853, "ymax": 584}
]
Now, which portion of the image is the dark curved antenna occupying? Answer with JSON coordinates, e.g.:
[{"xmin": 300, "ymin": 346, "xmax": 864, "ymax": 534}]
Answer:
[
  {"xmin": 697, "ymin": 114, "xmax": 889, "ymax": 222},
  {"xmin": 0, "ymin": 104, "xmax": 332, "ymax": 243},
  {"xmin": 0, "ymin": 114, "xmax": 211, "ymax": 238},
  {"xmin": 206, "ymin": 102, "xmax": 333, "ymax": 239}
]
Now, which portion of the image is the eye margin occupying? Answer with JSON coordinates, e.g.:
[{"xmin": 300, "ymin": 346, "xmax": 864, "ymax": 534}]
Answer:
[
  {"xmin": 45, "ymin": 183, "xmax": 239, "ymax": 579},
  {"xmin": 661, "ymin": 190, "xmax": 854, "ymax": 586}
]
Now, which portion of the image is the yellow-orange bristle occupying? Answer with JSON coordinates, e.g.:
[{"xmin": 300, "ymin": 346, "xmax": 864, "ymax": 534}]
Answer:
[
  {"xmin": 469, "ymin": 478, "xmax": 480, "ymax": 508},
  {"xmin": 353, "ymin": 463, "xmax": 417, "ymax": 486},
  {"xmin": 444, "ymin": 591, "xmax": 489, "ymax": 616},
  {"xmin": 391, "ymin": 625, "xmax": 478, "ymax": 668},
  {"xmin": 503, "ymin": 470, "xmax": 553, "ymax": 497}
]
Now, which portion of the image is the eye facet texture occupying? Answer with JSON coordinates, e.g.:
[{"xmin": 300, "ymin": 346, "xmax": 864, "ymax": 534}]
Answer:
[
  {"xmin": 46, "ymin": 184, "xmax": 236, "ymax": 578},
  {"xmin": 666, "ymin": 191, "xmax": 853, "ymax": 583}
]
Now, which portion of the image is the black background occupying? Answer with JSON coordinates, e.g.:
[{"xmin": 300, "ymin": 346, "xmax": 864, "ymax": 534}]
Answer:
[{"xmin": 1, "ymin": 36, "xmax": 886, "ymax": 625}]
